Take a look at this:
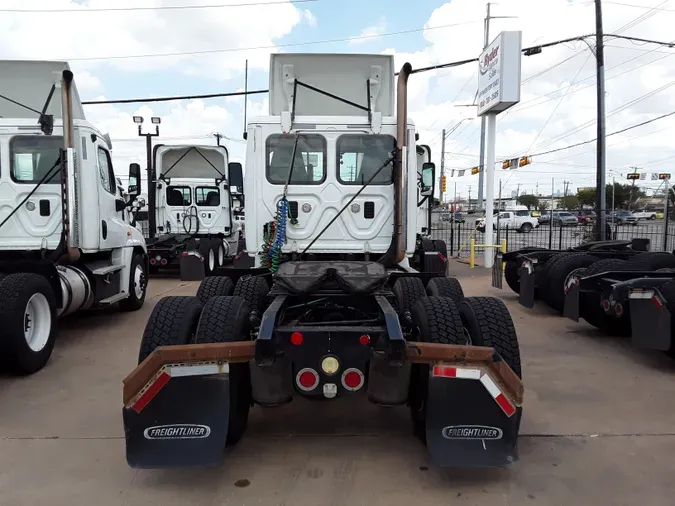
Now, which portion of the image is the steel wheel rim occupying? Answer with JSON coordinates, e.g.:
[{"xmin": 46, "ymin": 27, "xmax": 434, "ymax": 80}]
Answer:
[
  {"xmin": 24, "ymin": 293, "xmax": 51, "ymax": 352},
  {"xmin": 133, "ymin": 264, "xmax": 146, "ymax": 299},
  {"xmin": 218, "ymin": 244, "xmax": 225, "ymax": 266},
  {"xmin": 209, "ymin": 249, "xmax": 216, "ymax": 271}
]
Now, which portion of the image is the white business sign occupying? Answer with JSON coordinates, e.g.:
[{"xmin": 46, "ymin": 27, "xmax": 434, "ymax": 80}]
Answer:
[{"xmin": 477, "ymin": 31, "xmax": 523, "ymax": 116}]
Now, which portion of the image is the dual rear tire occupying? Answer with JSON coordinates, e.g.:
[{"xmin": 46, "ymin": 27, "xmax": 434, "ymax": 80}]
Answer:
[{"xmin": 139, "ymin": 274, "xmax": 270, "ymax": 446}]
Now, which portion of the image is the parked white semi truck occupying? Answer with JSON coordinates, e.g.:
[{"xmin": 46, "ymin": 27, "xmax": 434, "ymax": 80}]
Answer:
[
  {"xmin": 130, "ymin": 143, "xmax": 245, "ymax": 280},
  {"xmin": 0, "ymin": 61, "xmax": 149, "ymax": 375}
]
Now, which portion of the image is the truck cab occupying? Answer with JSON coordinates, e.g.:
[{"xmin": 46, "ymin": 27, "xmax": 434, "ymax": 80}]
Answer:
[
  {"xmin": 0, "ymin": 61, "xmax": 148, "ymax": 375},
  {"xmin": 244, "ymin": 53, "xmax": 443, "ymax": 271}
]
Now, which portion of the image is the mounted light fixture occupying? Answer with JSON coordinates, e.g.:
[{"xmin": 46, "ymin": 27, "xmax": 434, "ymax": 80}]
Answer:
[
  {"xmin": 133, "ymin": 116, "xmax": 143, "ymax": 124},
  {"xmin": 151, "ymin": 117, "xmax": 161, "ymax": 124}
]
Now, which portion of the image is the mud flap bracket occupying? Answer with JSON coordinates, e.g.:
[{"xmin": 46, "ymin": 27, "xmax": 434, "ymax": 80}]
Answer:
[
  {"xmin": 180, "ymin": 251, "xmax": 206, "ymax": 281},
  {"xmin": 518, "ymin": 262, "xmax": 535, "ymax": 309},
  {"xmin": 563, "ymin": 280, "xmax": 580, "ymax": 321},
  {"xmin": 124, "ymin": 363, "xmax": 231, "ymax": 469},
  {"xmin": 425, "ymin": 365, "xmax": 521, "ymax": 468},
  {"xmin": 629, "ymin": 289, "xmax": 673, "ymax": 351}
]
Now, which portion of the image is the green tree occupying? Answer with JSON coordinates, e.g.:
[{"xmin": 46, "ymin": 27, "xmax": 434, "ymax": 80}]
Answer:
[
  {"xmin": 577, "ymin": 187, "xmax": 596, "ymax": 207},
  {"xmin": 516, "ymin": 194, "xmax": 539, "ymax": 209},
  {"xmin": 538, "ymin": 200, "xmax": 549, "ymax": 211},
  {"xmin": 560, "ymin": 195, "xmax": 579, "ymax": 210}
]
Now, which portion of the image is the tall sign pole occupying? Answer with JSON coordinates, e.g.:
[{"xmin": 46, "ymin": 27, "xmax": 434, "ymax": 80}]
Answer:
[
  {"xmin": 477, "ymin": 3, "xmax": 517, "ymax": 213},
  {"xmin": 477, "ymin": 31, "xmax": 522, "ymax": 269},
  {"xmin": 440, "ymin": 128, "xmax": 446, "ymax": 203}
]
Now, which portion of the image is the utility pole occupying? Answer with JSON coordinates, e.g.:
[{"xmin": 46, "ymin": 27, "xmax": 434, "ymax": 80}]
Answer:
[
  {"xmin": 628, "ymin": 166, "xmax": 639, "ymax": 210},
  {"xmin": 214, "ymin": 133, "xmax": 223, "ymax": 146},
  {"xmin": 595, "ymin": 0, "xmax": 607, "ymax": 240},
  {"xmin": 440, "ymin": 128, "xmax": 446, "ymax": 203},
  {"xmin": 536, "ymin": 182, "xmax": 539, "ymax": 196},
  {"xmin": 516, "ymin": 183, "xmax": 520, "ymax": 202},
  {"xmin": 477, "ymin": 2, "xmax": 517, "ymax": 212},
  {"xmin": 468, "ymin": 185, "xmax": 472, "ymax": 210}
]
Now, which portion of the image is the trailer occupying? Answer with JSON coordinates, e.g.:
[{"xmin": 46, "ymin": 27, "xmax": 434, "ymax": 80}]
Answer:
[
  {"xmin": 0, "ymin": 62, "xmax": 149, "ymax": 375},
  {"xmin": 130, "ymin": 142, "xmax": 245, "ymax": 280},
  {"xmin": 121, "ymin": 53, "xmax": 524, "ymax": 470}
]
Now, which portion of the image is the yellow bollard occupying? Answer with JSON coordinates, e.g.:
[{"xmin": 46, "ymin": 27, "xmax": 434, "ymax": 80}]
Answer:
[
  {"xmin": 501, "ymin": 239, "xmax": 507, "ymax": 272},
  {"xmin": 470, "ymin": 238, "xmax": 476, "ymax": 269}
]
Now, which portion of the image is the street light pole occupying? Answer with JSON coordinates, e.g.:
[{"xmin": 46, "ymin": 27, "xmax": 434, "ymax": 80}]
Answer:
[
  {"xmin": 134, "ymin": 116, "xmax": 161, "ymax": 239},
  {"xmin": 594, "ymin": 0, "xmax": 607, "ymax": 240}
]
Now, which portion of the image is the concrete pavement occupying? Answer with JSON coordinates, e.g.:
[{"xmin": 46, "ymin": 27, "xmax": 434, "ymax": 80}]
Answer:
[{"xmin": 1, "ymin": 267, "xmax": 674, "ymax": 505}]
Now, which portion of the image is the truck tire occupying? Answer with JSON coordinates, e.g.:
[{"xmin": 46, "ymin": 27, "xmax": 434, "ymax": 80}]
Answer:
[
  {"xmin": 196, "ymin": 276, "xmax": 234, "ymax": 305},
  {"xmin": 392, "ymin": 277, "xmax": 427, "ymax": 318},
  {"xmin": 233, "ymin": 275, "xmax": 269, "ymax": 316},
  {"xmin": 194, "ymin": 296, "xmax": 252, "ymax": 446},
  {"xmin": 622, "ymin": 252, "xmax": 675, "ymax": 271},
  {"xmin": 0, "ymin": 273, "xmax": 57, "ymax": 375},
  {"xmin": 119, "ymin": 253, "xmax": 148, "ymax": 312},
  {"xmin": 426, "ymin": 277, "xmax": 464, "ymax": 304},
  {"xmin": 519, "ymin": 222, "xmax": 533, "ymax": 233},
  {"xmin": 458, "ymin": 297, "xmax": 522, "ymax": 378},
  {"xmin": 504, "ymin": 260, "xmax": 521, "ymax": 294},
  {"xmin": 137, "ymin": 296, "xmax": 203, "ymax": 364},
  {"xmin": 543, "ymin": 253, "xmax": 597, "ymax": 313},
  {"xmin": 408, "ymin": 296, "xmax": 465, "ymax": 441},
  {"xmin": 580, "ymin": 258, "xmax": 628, "ymax": 333}
]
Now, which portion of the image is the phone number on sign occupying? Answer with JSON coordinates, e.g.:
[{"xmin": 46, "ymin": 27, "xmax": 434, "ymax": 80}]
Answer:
[{"xmin": 479, "ymin": 90, "xmax": 499, "ymax": 109}]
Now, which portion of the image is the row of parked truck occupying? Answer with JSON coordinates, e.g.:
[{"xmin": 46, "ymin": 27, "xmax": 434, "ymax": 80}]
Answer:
[
  {"xmin": 493, "ymin": 240, "xmax": 675, "ymax": 358},
  {"xmin": 2, "ymin": 55, "xmax": 526, "ymax": 473}
]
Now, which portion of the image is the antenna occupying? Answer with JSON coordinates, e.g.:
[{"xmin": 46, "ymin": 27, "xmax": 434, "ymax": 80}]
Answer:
[{"xmin": 243, "ymin": 59, "xmax": 248, "ymax": 140}]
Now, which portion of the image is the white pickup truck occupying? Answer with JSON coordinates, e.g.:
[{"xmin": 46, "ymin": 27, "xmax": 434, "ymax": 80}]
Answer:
[
  {"xmin": 477, "ymin": 210, "xmax": 540, "ymax": 233},
  {"xmin": 632, "ymin": 209, "xmax": 658, "ymax": 220}
]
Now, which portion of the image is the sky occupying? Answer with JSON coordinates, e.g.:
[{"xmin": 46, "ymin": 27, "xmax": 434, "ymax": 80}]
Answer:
[{"xmin": 1, "ymin": 0, "xmax": 674, "ymax": 203}]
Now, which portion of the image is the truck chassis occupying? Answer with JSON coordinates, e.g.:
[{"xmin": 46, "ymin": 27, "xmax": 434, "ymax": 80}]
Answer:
[{"xmin": 122, "ymin": 261, "xmax": 524, "ymax": 469}]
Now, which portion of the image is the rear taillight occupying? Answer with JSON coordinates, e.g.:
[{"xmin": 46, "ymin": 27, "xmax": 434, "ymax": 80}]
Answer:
[
  {"xmin": 296, "ymin": 368, "xmax": 319, "ymax": 391},
  {"xmin": 341, "ymin": 368, "xmax": 364, "ymax": 391}
]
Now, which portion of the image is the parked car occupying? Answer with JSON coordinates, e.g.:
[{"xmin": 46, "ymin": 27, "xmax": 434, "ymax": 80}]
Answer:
[
  {"xmin": 477, "ymin": 210, "xmax": 539, "ymax": 233},
  {"xmin": 538, "ymin": 211, "xmax": 552, "ymax": 225},
  {"xmin": 551, "ymin": 211, "xmax": 579, "ymax": 227},
  {"xmin": 608, "ymin": 210, "xmax": 638, "ymax": 226},
  {"xmin": 576, "ymin": 210, "xmax": 596, "ymax": 223},
  {"xmin": 632, "ymin": 209, "xmax": 658, "ymax": 220}
]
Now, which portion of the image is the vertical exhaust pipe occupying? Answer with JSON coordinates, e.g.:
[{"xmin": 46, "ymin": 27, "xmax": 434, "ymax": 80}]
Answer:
[
  {"xmin": 380, "ymin": 62, "xmax": 412, "ymax": 267},
  {"xmin": 60, "ymin": 70, "xmax": 80, "ymax": 262}
]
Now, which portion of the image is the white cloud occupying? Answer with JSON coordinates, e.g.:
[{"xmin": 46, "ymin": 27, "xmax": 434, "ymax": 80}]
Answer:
[
  {"xmin": 303, "ymin": 9, "xmax": 317, "ymax": 28},
  {"xmin": 349, "ymin": 17, "xmax": 387, "ymax": 45},
  {"xmin": 0, "ymin": 0, "xmax": 306, "ymax": 80}
]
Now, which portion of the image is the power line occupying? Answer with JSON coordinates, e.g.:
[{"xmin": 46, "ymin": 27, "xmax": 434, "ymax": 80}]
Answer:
[
  {"xmin": 0, "ymin": 0, "xmax": 319, "ymax": 13},
  {"xmin": 64, "ymin": 21, "xmax": 483, "ymax": 62},
  {"xmin": 83, "ymin": 89, "xmax": 267, "ymax": 105},
  {"xmin": 604, "ymin": 1, "xmax": 675, "ymax": 13}
]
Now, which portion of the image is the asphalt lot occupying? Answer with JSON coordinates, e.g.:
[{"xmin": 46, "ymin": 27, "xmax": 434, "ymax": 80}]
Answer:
[{"xmin": 1, "ymin": 265, "xmax": 675, "ymax": 505}]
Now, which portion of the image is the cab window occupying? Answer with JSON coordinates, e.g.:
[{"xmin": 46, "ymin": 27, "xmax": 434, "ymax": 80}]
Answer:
[
  {"xmin": 10, "ymin": 135, "xmax": 63, "ymax": 184},
  {"xmin": 266, "ymin": 134, "xmax": 326, "ymax": 184},
  {"xmin": 337, "ymin": 134, "xmax": 395, "ymax": 185},
  {"xmin": 97, "ymin": 147, "xmax": 117, "ymax": 195},
  {"xmin": 166, "ymin": 186, "xmax": 191, "ymax": 206},
  {"xmin": 515, "ymin": 210, "xmax": 530, "ymax": 217},
  {"xmin": 195, "ymin": 187, "xmax": 220, "ymax": 206}
]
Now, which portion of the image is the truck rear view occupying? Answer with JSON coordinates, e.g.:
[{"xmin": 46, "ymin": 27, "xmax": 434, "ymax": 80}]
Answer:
[{"xmin": 121, "ymin": 53, "xmax": 524, "ymax": 470}]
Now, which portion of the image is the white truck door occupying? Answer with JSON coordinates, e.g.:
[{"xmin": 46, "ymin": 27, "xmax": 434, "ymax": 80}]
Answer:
[
  {"xmin": 0, "ymin": 135, "xmax": 64, "ymax": 250},
  {"xmin": 194, "ymin": 184, "xmax": 229, "ymax": 234},
  {"xmin": 96, "ymin": 145, "xmax": 129, "ymax": 250}
]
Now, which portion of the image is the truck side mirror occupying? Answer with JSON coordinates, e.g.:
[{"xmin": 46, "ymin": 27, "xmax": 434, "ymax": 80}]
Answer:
[
  {"xmin": 128, "ymin": 163, "xmax": 141, "ymax": 197},
  {"xmin": 229, "ymin": 162, "xmax": 243, "ymax": 191},
  {"xmin": 421, "ymin": 162, "xmax": 435, "ymax": 197}
]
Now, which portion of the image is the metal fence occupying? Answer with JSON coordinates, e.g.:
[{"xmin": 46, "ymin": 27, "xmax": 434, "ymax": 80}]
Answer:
[{"xmin": 431, "ymin": 221, "xmax": 675, "ymax": 258}]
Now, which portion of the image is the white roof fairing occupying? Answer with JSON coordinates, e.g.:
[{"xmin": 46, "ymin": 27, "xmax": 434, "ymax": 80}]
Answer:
[
  {"xmin": 0, "ymin": 60, "xmax": 86, "ymax": 120},
  {"xmin": 155, "ymin": 144, "xmax": 229, "ymax": 180}
]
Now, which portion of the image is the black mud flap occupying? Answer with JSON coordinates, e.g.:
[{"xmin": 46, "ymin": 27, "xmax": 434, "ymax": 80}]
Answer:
[
  {"xmin": 124, "ymin": 374, "xmax": 230, "ymax": 469},
  {"xmin": 629, "ymin": 289, "xmax": 673, "ymax": 352},
  {"xmin": 425, "ymin": 366, "xmax": 521, "ymax": 468},
  {"xmin": 491, "ymin": 251, "xmax": 503, "ymax": 289},
  {"xmin": 518, "ymin": 263, "xmax": 536, "ymax": 309},
  {"xmin": 563, "ymin": 280, "xmax": 580, "ymax": 322},
  {"xmin": 180, "ymin": 252, "xmax": 206, "ymax": 281}
]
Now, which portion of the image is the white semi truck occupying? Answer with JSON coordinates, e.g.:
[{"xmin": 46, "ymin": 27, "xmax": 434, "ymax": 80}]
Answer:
[
  {"xmin": 0, "ymin": 61, "xmax": 148, "ymax": 375},
  {"xmin": 130, "ymin": 143, "xmax": 245, "ymax": 280},
  {"xmin": 122, "ymin": 53, "xmax": 524, "ymax": 471}
]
